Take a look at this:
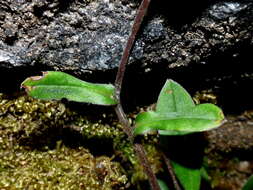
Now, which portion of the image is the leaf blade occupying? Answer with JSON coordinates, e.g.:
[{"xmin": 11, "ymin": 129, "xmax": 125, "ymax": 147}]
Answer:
[
  {"xmin": 172, "ymin": 161, "xmax": 201, "ymax": 190},
  {"xmin": 134, "ymin": 104, "xmax": 224, "ymax": 135},
  {"xmin": 134, "ymin": 79, "xmax": 225, "ymax": 135},
  {"xmin": 21, "ymin": 71, "xmax": 117, "ymax": 105},
  {"xmin": 156, "ymin": 80, "xmax": 195, "ymax": 114}
]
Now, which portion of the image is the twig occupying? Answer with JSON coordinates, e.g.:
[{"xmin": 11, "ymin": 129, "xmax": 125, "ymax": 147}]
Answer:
[
  {"xmin": 162, "ymin": 153, "xmax": 182, "ymax": 190},
  {"xmin": 114, "ymin": 0, "xmax": 161, "ymax": 190}
]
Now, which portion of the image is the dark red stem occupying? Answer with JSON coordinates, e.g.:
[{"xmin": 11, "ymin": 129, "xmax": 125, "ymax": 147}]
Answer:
[
  {"xmin": 114, "ymin": 0, "xmax": 151, "ymax": 98},
  {"xmin": 114, "ymin": 0, "xmax": 160, "ymax": 190}
]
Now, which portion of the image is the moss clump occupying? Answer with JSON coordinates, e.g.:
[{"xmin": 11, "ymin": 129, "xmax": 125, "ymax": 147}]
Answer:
[
  {"xmin": 0, "ymin": 144, "xmax": 127, "ymax": 190},
  {"xmin": 114, "ymin": 131, "xmax": 163, "ymax": 184},
  {"xmin": 0, "ymin": 93, "xmax": 163, "ymax": 189},
  {"xmin": 0, "ymin": 93, "xmax": 127, "ymax": 189},
  {"xmin": 193, "ymin": 89, "xmax": 217, "ymax": 105},
  {"xmin": 131, "ymin": 144, "xmax": 163, "ymax": 184}
]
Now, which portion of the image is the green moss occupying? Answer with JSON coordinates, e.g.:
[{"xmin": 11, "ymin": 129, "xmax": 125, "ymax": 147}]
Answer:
[
  {"xmin": 114, "ymin": 134, "xmax": 163, "ymax": 184},
  {"xmin": 0, "ymin": 94, "xmax": 127, "ymax": 189},
  {"xmin": 0, "ymin": 93, "xmax": 163, "ymax": 189},
  {"xmin": 131, "ymin": 144, "xmax": 163, "ymax": 184},
  {"xmin": 193, "ymin": 89, "xmax": 217, "ymax": 105},
  {"xmin": 0, "ymin": 144, "xmax": 128, "ymax": 190}
]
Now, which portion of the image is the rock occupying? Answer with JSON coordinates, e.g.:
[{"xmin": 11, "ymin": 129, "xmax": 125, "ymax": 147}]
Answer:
[
  {"xmin": 0, "ymin": 0, "xmax": 137, "ymax": 73},
  {"xmin": 1, "ymin": 0, "xmax": 253, "ymax": 114},
  {"xmin": 204, "ymin": 111, "xmax": 253, "ymax": 190},
  {"xmin": 205, "ymin": 113, "xmax": 253, "ymax": 154},
  {"xmin": 0, "ymin": 0, "xmax": 252, "ymax": 82}
]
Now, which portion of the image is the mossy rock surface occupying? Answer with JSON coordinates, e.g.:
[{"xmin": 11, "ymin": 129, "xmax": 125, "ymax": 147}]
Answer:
[
  {"xmin": 0, "ymin": 94, "xmax": 128, "ymax": 189},
  {"xmin": 0, "ymin": 93, "xmax": 163, "ymax": 189},
  {"xmin": 0, "ymin": 145, "xmax": 127, "ymax": 190}
]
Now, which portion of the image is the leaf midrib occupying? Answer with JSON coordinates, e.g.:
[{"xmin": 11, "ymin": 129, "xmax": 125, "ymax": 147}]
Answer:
[{"xmin": 35, "ymin": 84, "xmax": 113, "ymax": 97}]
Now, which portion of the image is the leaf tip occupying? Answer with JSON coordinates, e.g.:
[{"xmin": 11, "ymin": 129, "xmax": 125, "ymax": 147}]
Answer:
[
  {"xmin": 20, "ymin": 78, "xmax": 30, "ymax": 91},
  {"xmin": 20, "ymin": 71, "xmax": 48, "ymax": 91},
  {"xmin": 20, "ymin": 83, "xmax": 36, "ymax": 93},
  {"xmin": 165, "ymin": 79, "xmax": 176, "ymax": 84}
]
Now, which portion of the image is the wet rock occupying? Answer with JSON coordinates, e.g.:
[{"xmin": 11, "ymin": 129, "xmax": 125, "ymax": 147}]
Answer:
[
  {"xmin": 0, "ymin": 0, "xmax": 137, "ymax": 74},
  {"xmin": 0, "ymin": 0, "xmax": 252, "ymax": 84},
  {"xmin": 209, "ymin": 2, "xmax": 248, "ymax": 20},
  {"xmin": 161, "ymin": 1, "xmax": 253, "ymax": 68}
]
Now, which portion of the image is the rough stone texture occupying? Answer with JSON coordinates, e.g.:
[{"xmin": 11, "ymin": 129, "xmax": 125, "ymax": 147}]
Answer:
[
  {"xmin": 203, "ymin": 110, "xmax": 253, "ymax": 190},
  {"xmin": 161, "ymin": 1, "xmax": 253, "ymax": 68},
  {"xmin": 0, "ymin": 0, "xmax": 252, "ymax": 78},
  {"xmin": 0, "ymin": 0, "xmax": 137, "ymax": 73},
  {"xmin": 206, "ymin": 113, "xmax": 253, "ymax": 154}
]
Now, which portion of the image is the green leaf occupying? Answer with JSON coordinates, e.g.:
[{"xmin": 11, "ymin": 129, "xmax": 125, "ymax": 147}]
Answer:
[
  {"xmin": 157, "ymin": 179, "xmax": 170, "ymax": 190},
  {"xmin": 242, "ymin": 175, "xmax": 253, "ymax": 190},
  {"xmin": 200, "ymin": 167, "xmax": 210, "ymax": 182},
  {"xmin": 172, "ymin": 161, "xmax": 201, "ymax": 190},
  {"xmin": 156, "ymin": 79, "xmax": 194, "ymax": 114},
  {"xmin": 134, "ymin": 80, "xmax": 224, "ymax": 135},
  {"xmin": 21, "ymin": 71, "xmax": 117, "ymax": 105}
]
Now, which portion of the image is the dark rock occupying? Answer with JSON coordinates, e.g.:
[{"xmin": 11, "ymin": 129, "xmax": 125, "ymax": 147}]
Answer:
[
  {"xmin": 0, "ymin": 0, "xmax": 137, "ymax": 74},
  {"xmin": 209, "ymin": 2, "xmax": 249, "ymax": 20},
  {"xmin": 205, "ymin": 113, "xmax": 253, "ymax": 154},
  {"xmin": 204, "ymin": 111, "xmax": 253, "ymax": 190},
  {"xmin": 1, "ymin": 0, "xmax": 253, "ymax": 112},
  {"xmin": 0, "ymin": 0, "xmax": 252, "ymax": 77}
]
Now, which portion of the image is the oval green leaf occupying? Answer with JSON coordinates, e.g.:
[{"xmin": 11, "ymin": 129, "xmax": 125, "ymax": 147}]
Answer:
[
  {"xmin": 172, "ymin": 161, "xmax": 201, "ymax": 190},
  {"xmin": 21, "ymin": 71, "xmax": 117, "ymax": 105},
  {"xmin": 134, "ymin": 79, "xmax": 225, "ymax": 135},
  {"xmin": 134, "ymin": 104, "xmax": 224, "ymax": 135}
]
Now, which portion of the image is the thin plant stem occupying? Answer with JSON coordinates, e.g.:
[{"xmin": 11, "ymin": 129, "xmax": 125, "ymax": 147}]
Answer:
[
  {"xmin": 115, "ymin": 104, "xmax": 160, "ymax": 190},
  {"xmin": 115, "ymin": 104, "xmax": 133, "ymax": 139},
  {"xmin": 114, "ymin": 0, "xmax": 151, "ymax": 98},
  {"xmin": 114, "ymin": 0, "xmax": 161, "ymax": 190},
  {"xmin": 134, "ymin": 143, "xmax": 161, "ymax": 190},
  {"xmin": 162, "ymin": 152, "xmax": 182, "ymax": 190}
]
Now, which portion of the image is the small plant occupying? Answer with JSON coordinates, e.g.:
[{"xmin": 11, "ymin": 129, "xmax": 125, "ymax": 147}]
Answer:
[
  {"xmin": 20, "ymin": 0, "xmax": 225, "ymax": 189},
  {"xmin": 134, "ymin": 80, "xmax": 224, "ymax": 135},
  {"xmin": 21, "ymin": 71, "xmax": 224, "ymax": 190},
  {"xmin": 22, "ymin": 73, "xmax": 223, "ymax": 137}
]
